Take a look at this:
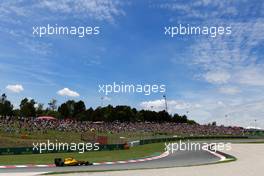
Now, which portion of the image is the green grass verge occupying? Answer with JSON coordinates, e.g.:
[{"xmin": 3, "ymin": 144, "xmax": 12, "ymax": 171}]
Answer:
[{"xmin": 0, "ymin": 143, "xmax": 164, "ymax": 165}]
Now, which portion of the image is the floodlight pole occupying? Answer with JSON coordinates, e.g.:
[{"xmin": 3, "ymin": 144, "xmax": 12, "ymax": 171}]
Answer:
[{"xmin": 163, "ymin": 94, "xmax": 168, "ymax": 112}]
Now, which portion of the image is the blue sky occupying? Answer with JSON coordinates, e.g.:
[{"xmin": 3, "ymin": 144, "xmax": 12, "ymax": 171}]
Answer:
[{"xmin": 0, "ymin": 0, "xmax": 264, "ymax": 128}]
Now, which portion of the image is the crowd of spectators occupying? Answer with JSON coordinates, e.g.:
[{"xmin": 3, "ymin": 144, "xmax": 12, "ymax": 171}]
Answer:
[{"xmin": 0, "ymin": 117, "xmax": 245, "ymax": 136}]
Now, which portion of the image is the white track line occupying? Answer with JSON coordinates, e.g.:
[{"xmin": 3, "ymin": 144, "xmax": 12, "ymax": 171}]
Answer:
[
  {"xmin": 203, "ymin": 147, "xmax": 226, "ymax": 161},
  {"xmin": 93, "ymin": 151, "xmax": 169, "ymax": 165}
]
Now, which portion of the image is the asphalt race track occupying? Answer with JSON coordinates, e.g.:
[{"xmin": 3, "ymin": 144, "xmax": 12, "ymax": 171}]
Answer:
[
  {"xmin": 0, "ymin": 147, "xmax": 219, "ymax": 174},
  {"xmin": 0, "ymin": 139, "xmax": 263, "ymax": 174}
]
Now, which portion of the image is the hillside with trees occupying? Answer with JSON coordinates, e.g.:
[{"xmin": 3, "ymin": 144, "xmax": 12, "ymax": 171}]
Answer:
[{"xmin": 0, "ymin": 94, "xmax": 196, "ymax": 124}]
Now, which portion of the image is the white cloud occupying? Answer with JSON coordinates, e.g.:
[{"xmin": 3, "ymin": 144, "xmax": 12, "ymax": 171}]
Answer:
[
  {"xmin": 17, "ymin": 39, "xmax": 52, "ymax": 56},
  {"xmin": 0, "ymin": 1, "xmax": 29, "ymax": 24},
  {"xmin": 0, "ymin": 0, "xmax": 125, "ymax": 57},
  {"xmin": 233, "ymin": 66, "xmax": 264, "ymax": 86},
  {"xmin": 37, "ymin": 0, "xmax": 125, "ymax": 22},
  {"xmin": 57, "ymin": 88, "xmax": 80, "ymax": 97},
  {"xmin": 139, "ymin": 99, "xmax": 217, "ymax": 123},
  {"xmin": 140, "ymin": 99, "xmax": 197, "ymax": 113},
  {"xmin": 211, "ymin": 100, "xmax": 264, "ymax": 128},
  {"xmin": 139, "ymin": 96, "xmax": 264, "ymax": 129},
  {"xmin": 150, "ymin": 0, "xmax": 264, "ymax": 128},
  {"xmin": 204, "ymin": 70, "xmax": 231, "ymax": 84},
  {"xmin": 6, "ymin": 84, "xmax": 24, "ymax": 93},
  {"xmin": 140, "ymin": 99, "xmax": 165, "ymax": 111},
  {"xmin": 155, "ymin": 0, "xmax": 257, "ymax": 20},
  {"xmin": 189, "ymin": 19, "xmax": 264, "ymax": 88},
  {"xmin": 101, "ymin": 96, "xmax": 111, "ymax": 101},
  {"xmin": 218, "ymin": 86, "xmax": 240, "ymax": 95},
  {"xmin": 0, "ymin": 0, "xmax": 125, "ymax": 23}
]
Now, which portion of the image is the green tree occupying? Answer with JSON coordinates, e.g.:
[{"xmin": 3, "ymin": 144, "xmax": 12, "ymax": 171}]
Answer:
[
  {"xmin": 74, "ymin": 101, "xmax": 86, "ymax": 117},
  {"xmin": 58, "ymin": 103, "xmax": 70, "ymax": 119},
  {"xmin": 85, "ymin": 107, "xmax": 94, "ymax": 121},
  {"xmin": 20, "ymin": 98, "xmax": 36, "ymax": 117},
  {"xmin": 36, "ymin": 103, "xmax": 44, "ymax": 116},
  {"xmin": 0, "ymin": 94, "xmax": 13, "ymax": 117},
  {"xmin": 58, "ymin": 100, "xmax": 76, "ymax": 119}
]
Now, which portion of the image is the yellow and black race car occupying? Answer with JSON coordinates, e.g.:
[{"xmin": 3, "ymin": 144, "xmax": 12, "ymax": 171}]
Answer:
[{"xmin": 54, "ymin": 157, "xmax": 93, "ymax": 167}]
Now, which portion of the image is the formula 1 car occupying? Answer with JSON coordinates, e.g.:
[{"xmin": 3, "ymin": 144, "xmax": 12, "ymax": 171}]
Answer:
[{"xmin": 54, "ymin": 157, "xmax": 93, "ymax": 167}]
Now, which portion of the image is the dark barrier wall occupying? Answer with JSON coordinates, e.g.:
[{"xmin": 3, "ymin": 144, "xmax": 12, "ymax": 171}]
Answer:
[{"xmin": 0, "ymin": 144, "xmax": 125, "ymax": 155}]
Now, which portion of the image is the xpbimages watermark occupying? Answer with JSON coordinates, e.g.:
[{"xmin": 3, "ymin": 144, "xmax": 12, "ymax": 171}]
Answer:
[
  {"xmin": 32, "ymin": 24, "xmax": 100, "ymax": 37},
  {"xmin": 32, "ymin": 140, "xmax": 100, "ymax": 154},
  {"xmin": 98, "ymin": 82, "xmax": 166, "ymax": 96},
  {"xmin": 164, "ymin": 24, "xmax": 232, "ymax": 38},
  {"xmin": 165, "ymin": 140, "xmax": 232, "ymax": 153}
]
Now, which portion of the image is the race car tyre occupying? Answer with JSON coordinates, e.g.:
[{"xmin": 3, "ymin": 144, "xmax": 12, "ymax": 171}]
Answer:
[{"xmin": 54, "ymin": 158, "xmax": 64, "ymax": 167}]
